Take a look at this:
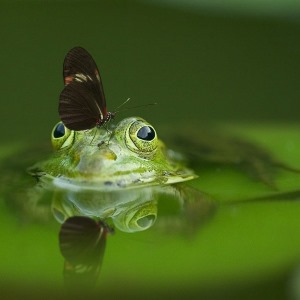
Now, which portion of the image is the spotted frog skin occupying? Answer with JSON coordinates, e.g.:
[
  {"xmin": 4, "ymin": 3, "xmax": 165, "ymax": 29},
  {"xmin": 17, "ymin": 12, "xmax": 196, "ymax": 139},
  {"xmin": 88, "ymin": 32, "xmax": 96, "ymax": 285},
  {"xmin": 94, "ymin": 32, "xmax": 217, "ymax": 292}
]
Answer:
[{"xmin": 31, "ymin": 117, "xmax": 196, "ymax": 191}]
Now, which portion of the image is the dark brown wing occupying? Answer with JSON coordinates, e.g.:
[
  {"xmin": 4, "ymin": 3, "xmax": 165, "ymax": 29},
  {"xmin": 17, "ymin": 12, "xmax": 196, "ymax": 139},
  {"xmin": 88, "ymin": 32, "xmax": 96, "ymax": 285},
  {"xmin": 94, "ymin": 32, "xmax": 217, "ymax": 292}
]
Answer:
[
  {"xmin": 59, "ymin": 47, "xmax": 107, "ymax": 130},
  {"xmin": 59, "ymin": 80, "xmax": 103, "ymax": 130}
]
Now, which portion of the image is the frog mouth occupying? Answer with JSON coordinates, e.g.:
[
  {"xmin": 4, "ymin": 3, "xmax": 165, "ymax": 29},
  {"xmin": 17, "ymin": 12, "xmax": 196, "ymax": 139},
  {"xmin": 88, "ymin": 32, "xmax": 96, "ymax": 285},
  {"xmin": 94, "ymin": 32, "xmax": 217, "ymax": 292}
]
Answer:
[{"xmin": 43, "ymin": 170, "xmax": 197, "ymax": 192}]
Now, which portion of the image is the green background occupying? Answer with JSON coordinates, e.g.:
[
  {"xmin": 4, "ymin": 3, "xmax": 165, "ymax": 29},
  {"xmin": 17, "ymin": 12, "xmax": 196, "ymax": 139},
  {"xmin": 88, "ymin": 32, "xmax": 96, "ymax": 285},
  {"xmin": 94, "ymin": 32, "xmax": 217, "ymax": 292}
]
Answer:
[
  {"xmin": 1, "ymin": 1, "xmax": 300, "ymax": 299},
  {"xmin": 1, "ymin": 0, "xmax": 300, "ymax": 143}
]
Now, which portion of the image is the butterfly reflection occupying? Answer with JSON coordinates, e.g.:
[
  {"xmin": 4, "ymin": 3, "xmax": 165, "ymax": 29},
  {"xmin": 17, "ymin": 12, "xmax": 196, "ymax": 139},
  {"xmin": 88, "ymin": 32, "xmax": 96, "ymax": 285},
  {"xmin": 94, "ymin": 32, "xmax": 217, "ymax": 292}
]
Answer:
[{"xmin": 59, "ymin": 216, "xmax": 113, "ymax": 287}]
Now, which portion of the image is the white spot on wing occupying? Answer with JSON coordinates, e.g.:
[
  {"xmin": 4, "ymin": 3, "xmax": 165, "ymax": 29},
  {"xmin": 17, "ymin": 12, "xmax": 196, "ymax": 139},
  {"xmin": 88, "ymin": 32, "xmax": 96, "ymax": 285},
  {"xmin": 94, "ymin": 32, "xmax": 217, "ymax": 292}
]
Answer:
[{"xmin": 74, "ymin": 73, "xmax": 94, "ymax": 83}]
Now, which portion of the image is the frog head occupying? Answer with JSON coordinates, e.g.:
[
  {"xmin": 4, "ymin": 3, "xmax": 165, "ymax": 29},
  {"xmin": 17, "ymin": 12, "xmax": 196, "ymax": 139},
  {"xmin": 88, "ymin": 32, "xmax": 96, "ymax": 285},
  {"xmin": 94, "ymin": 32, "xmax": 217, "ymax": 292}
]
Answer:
[{"xmin": 35, "ymin": 117, "xmax": 196, "ymax": 190}]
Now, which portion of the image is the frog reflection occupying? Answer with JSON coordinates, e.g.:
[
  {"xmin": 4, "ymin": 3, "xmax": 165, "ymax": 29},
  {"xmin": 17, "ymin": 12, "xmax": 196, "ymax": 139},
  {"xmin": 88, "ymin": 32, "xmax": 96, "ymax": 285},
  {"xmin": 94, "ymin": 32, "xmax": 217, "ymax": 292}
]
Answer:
[
  {"xmin": 51, "ymin": 183, "xmax": 213, "ymax": 234},
  {"xmin": 52, "ymin": 181, "xmax": 213, "ymax": 287},
  {"xmin": 52, "ymin": 187, "xmax": 159, "ymax": 233}
]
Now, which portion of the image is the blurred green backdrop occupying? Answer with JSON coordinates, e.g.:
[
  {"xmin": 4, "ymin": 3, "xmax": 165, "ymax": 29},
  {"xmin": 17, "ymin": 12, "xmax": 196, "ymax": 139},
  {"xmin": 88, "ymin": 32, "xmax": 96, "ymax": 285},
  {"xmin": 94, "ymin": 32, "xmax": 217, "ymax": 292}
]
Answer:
[
  {"xmin": 1, "ymin": 1, "xmax": 300, "ymax": 299},
  {"xmin": 1, "ymin": 0, "xmax": 300, "ymax": 143}
]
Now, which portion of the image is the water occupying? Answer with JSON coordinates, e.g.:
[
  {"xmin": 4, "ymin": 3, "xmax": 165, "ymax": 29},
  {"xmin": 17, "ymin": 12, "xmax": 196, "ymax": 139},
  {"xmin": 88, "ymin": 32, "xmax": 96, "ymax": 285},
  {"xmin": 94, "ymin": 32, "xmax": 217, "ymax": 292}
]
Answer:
[
  {"xmin": 1, "ymin": 1, "xmax": 300, "ymax": 299},
  {"xmin": 2, "ymin": 122, "xmax": 300, "ymax": 299}
]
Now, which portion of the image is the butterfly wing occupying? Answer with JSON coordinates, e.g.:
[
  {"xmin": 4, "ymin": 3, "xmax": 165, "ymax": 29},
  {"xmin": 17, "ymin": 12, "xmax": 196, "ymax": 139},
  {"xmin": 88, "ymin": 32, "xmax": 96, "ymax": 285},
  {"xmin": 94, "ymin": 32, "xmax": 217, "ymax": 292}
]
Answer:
[
  {"xmin": 59, "ymin": 47, "xmax": 107, "ymax": 130},
  {"xmin": 59, "ymin": 80, "xmax": 103, "ymax": 130}
]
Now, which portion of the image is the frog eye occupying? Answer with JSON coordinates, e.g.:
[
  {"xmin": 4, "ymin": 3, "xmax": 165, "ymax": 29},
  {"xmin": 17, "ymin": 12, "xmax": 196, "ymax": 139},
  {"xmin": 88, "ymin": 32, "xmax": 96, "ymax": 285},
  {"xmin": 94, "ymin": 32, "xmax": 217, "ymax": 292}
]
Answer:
[
  {"xmin": 125, "ymin": 120, "xmax": 158, "ymax": 157},
  {"xmin": 51, "ymin": 122, "xmax": 75, "ymax": 150},
  {"xmin": 112, "ymin": 201, "xmax": 157, "ymax": 233},
  {"xmin": 53, "ymin": 122, "xmax": 65, "ymax": 138},
  {"xmin": 137, "ymin": 126, "xmax": 156, "ymax": 141}
]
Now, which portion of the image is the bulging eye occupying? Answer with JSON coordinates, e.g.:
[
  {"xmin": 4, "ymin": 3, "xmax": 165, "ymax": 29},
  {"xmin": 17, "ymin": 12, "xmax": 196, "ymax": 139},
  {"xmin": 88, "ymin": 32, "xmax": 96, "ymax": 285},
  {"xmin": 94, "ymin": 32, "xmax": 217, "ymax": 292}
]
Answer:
[
  {"xmin": 125, "ymin": 119, "xmax": 158, "ymax": 157},
  {"xmin": 51, "ymin": 122, "xmax": 74, "ymax": 150},
  {"xmin": 137, "ymin": 126, "xmax": 156, "ymax": 141},
  {"xmin": 53, "ymin": 123, "xmax": 65, "ymax": 138}
]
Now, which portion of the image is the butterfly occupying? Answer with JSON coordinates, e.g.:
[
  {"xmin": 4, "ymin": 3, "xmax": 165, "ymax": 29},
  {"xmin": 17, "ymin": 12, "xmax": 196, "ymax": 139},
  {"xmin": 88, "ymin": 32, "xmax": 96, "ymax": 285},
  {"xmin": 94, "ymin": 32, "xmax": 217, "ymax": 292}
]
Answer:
[{"xmin": 59, "ymin": 47, "xmax": 115, "ymax": 131}]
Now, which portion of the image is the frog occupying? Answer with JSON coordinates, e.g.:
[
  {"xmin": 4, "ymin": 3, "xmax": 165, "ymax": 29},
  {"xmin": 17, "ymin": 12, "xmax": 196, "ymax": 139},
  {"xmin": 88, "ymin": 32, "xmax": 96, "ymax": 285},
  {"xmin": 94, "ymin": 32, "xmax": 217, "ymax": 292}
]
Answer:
[
  {"xmin": 27, "ymin": 116, "xmax": 213, "ymax": 234},
  {"xmin": 31, "ymin": 116, "xmax": 196, "ymax": 190}
]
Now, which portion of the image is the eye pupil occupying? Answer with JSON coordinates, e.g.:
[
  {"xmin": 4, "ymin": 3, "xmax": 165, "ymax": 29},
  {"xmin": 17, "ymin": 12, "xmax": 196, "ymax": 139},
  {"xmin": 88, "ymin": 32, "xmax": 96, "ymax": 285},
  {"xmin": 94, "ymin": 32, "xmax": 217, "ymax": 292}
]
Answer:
[
  {"xmin": 53, "ymin": 123, "xmax": 65, "ymax": 138},
  {"xmin": 137, "ymin": 126, "xmax": 155, "ymax": 141}
]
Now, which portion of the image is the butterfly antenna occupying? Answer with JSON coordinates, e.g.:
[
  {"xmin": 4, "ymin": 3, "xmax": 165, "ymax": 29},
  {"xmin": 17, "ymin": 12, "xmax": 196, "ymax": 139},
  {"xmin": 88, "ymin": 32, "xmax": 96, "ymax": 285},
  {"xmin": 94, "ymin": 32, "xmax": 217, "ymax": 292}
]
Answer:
[
  {"xmin": 114, "ymin": 98, "xmax": 131, "ymax": 113},
  {"xmin": 114, "ymin": 100, "xmax": 157, "ymax": 113}
]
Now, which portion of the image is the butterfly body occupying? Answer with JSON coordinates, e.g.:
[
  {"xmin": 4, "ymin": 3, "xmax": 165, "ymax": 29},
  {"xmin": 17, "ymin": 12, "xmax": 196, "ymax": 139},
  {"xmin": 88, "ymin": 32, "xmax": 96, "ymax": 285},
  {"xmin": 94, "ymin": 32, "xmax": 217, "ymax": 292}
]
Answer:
[{"xmin": 59, "ymin": 47, "xmax": 114, "ymax": 131}]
